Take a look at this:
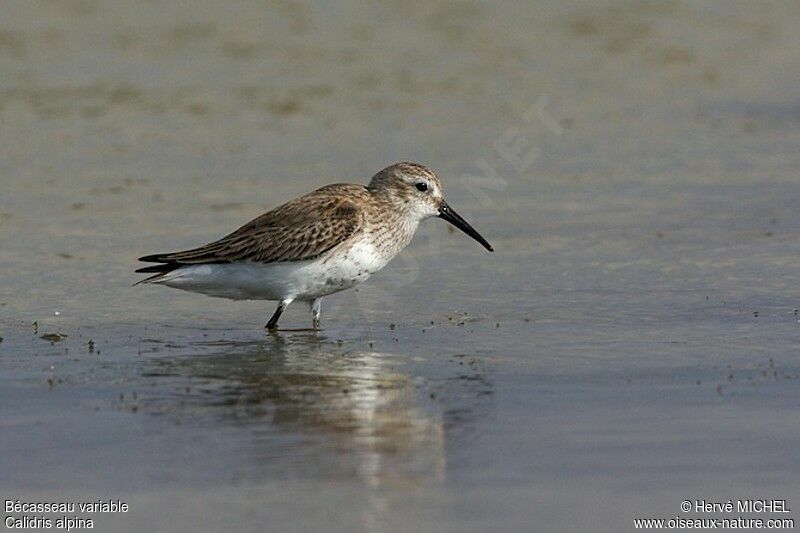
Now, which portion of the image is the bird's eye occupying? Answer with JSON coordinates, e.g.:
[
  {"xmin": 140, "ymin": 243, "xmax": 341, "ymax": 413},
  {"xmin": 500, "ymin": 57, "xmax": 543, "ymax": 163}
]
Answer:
[{"xmin": 415, "ymin": 182, "xmax": 429, "ymax": 192}]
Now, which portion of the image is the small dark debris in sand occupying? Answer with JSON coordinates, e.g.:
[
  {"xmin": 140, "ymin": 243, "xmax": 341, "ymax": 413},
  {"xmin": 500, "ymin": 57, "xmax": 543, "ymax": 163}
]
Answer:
[
  {"xmin": 57, "ymin": 253, "xmax": 73, "ymax": 259},
  {"xmin": 186, "ymin": 102, "xmax": 211, "ymax": 116},
  {"xmin": 40, "ymin": 333, "xmax": 67, "ymax": 343},
  {"xmin": 264, "ymin": 99, "xmax": 304, "ymax": 116},
  {"xmin": 496, "ymin": 323, "xmax": 500, "ymax": 328},
  {"xmin": 389, "ymin": 323, "xmax": 396, "ymax": 330},
  {"xmin": 71, "ymin": 203, "xmax": 86, "ymax": 210},
  {"xmin": 208, "ymin": 202, "xmax": 246, "ymax": 212}
]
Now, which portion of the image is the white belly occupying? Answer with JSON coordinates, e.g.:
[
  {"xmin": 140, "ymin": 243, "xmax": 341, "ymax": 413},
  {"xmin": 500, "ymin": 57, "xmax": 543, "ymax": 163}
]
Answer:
[{"xmin": 153, "ymin": 238, "xmax": 391, "ymax": 302}]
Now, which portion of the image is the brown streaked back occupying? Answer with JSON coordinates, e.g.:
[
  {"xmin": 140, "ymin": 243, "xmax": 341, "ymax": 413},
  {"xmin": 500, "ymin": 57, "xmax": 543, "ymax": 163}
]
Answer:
[{"xmin": 136, "ymin": 184, "xmax": 368, "ymax": 274}]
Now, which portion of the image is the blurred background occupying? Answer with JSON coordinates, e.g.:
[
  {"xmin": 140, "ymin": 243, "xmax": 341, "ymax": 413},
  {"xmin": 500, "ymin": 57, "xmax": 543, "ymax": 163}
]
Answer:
[{"xmin": 1, "ymin": 1, "xmax": 800, "ymax": 531}]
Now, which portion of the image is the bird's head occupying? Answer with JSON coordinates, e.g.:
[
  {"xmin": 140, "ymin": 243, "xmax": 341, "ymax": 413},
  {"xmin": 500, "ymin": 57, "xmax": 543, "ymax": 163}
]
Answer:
[{"xmin": 368, "ymin": 162, "xmax": 493, "ymax": 252}]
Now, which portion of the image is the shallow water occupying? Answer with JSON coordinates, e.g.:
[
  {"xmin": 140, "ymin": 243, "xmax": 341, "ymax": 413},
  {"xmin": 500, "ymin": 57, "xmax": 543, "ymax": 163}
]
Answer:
[{"xmin": 2, "ymin": 1, "xmax": 800, "ymax": 531}]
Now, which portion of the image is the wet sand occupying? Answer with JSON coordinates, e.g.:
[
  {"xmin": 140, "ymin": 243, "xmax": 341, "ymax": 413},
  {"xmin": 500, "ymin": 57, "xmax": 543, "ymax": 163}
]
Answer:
[{"xmin": 2, "ymin": 1, "xmax": 800, "ymax": 531}]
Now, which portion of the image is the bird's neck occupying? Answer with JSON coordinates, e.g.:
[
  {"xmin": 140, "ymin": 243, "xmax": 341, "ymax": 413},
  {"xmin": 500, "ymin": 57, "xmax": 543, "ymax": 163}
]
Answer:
[{"xmin": 365, "ymin": 192, "xmax": 420, "ymax": 258}]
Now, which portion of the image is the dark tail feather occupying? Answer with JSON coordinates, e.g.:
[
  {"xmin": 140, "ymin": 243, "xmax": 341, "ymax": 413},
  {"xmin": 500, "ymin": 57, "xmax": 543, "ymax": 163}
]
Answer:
[
  {"xmin": 139, "ymin": 253, "xmax": 172, "ymax": 263},
  {"xmin": 133, "ymin": 273, "xmax": 164, "ymax": 286},
  {"xmin": 134, "ymin": 261, "xmax": 182, "ymax": 286},
  {"xmin": 136, "ymin": 247, "xmax": 229, "ymax": 286},
  {"xmin": 135, "ymin": 263, "xmax": 179, "ymax": 274}
]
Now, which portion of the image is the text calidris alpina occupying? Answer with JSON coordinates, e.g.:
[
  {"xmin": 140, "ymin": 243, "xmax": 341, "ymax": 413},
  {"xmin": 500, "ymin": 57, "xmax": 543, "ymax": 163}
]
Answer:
[{"xmin": 136, "ymin": 162, "xmax": 493, "ymax": 330}]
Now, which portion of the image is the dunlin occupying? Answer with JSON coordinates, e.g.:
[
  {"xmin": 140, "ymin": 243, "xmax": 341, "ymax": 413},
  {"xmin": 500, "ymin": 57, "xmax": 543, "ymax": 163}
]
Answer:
[{"xmin": 136, "ymin": 162, "xmax": 493, "ymax": 329}]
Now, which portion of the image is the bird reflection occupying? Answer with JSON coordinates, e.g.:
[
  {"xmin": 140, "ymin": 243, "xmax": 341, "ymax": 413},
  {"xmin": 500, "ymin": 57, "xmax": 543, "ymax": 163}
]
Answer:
[{"xmin": 139, "ymin": 332, "xmax": 446, "ymax": 486}]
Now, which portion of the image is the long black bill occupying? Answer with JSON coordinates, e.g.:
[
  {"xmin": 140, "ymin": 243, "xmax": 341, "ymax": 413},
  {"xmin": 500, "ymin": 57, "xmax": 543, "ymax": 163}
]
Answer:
[{"xmin": 438, "ymin": 201, "xmax": 494, "ymax": 252}]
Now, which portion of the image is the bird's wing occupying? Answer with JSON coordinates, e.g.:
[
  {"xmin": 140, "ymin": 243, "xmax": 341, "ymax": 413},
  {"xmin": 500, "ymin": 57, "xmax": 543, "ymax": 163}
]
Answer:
[{"xmin": 137, "ymin": 186, "xmax": 365, "ymax": 270}]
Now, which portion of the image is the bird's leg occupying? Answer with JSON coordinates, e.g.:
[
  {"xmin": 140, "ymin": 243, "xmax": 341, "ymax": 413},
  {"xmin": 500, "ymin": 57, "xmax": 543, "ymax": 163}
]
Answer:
[
  {"xmin": 265, "ymin": 304, "xmax": 284, "ymax": 330},
  {"xmin": 265, "ymin": 298, "xmax": 293, "ymax": 330},
  {"xmin": 310, "ymin": 297, "xmax": 323, "ymax": 330}
]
